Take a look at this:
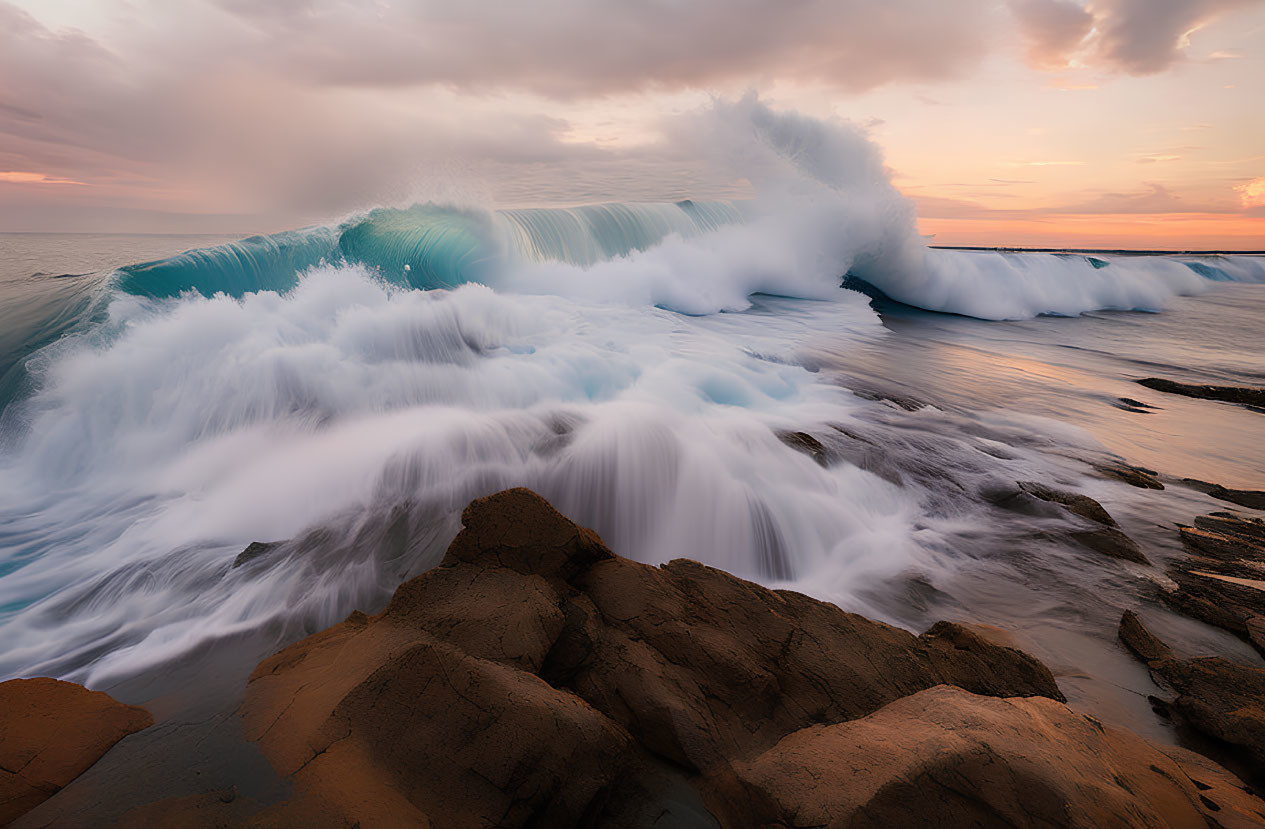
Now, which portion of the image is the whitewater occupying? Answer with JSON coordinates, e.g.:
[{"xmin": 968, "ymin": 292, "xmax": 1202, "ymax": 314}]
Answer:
[{"xmin": 0, "ymin": 98, "xmax": 1262, "ymax": 736}]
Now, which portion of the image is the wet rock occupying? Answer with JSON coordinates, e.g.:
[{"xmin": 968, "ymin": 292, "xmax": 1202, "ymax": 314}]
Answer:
[
  {"xmin": 1006, "ymin": 480, "xmax": 1150, "ymax": 563},
  {"xmin": 736, "ymin": 685, "xmax": 1265, "ymax": 829},
  {"xmin": 852, "ymin": 388, "xmax": 926, "ymax": 411},
  {"xmin": 1094, "ymin": 461, "xmax": 1164, "ymax": 490},
  {"xmin": 1115, "ymin": 396, "xmax": 1160, "ymax": 413},
  {"xmin": 1018, "ymin": 481, "xmax": 1117, "ymax": 526},
  {"xmin": 776, "ymin": 430, "xmax": 830, "ymax": 466},
  {"xmin": 1119, "ymin": 610, "xmax": 1173, "ymax": 663},
  {"xmin": 231, "ymin": 541, "xmax": 281, "ymax": 569},
  {"xmin": 1183, "ymin": 479, "xmax": 1265, "ymax": 511},
  {"xmin": 1138, "ymin": 377, "xmax": 1265, "ymax": 410},
  {"xmin": 0, "ymin": 678, "xmax": 152, "ymax": 826},
  {"xmin": 1070, "ymin": 527, "xmax": 1150, "ymax": 564},
  {"xmin": 1194, "ymin": 513, "xmax": 1265, "ymax": 544},
  {"xmin": 238, "ymin": 488, "xmax": 1070, "ymax": 827},
  {"xmin": 1161, "ymin": 510, "xmax": 1265, "ymax": 657},
  {"xmin": 1119, "ymin": 611, "xmax": 1265, "ymax": 784}
]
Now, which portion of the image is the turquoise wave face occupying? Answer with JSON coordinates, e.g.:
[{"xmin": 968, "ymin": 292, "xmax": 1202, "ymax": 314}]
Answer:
[
  {"xmin": 115, "ymin": 227, "xmax": 342, "ymax": 298},
  {"xmin": 112, "ymin": 200, "xmax": 745, "ymax": 300},
  {"xmin": 337, "ymin": 204, "xmax": 497, "ymax": 289}
]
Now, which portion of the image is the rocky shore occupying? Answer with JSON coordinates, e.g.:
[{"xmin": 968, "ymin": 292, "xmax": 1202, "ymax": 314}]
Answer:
[{"xmin": 5, "ymin": 487, "xmax": 1265, "ymax": 827}]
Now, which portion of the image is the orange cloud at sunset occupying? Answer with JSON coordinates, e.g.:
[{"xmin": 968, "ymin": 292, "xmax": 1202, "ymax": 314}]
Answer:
[{"xmin": 0, "ymin": 171, "xmax": 86, "ymax": 186}]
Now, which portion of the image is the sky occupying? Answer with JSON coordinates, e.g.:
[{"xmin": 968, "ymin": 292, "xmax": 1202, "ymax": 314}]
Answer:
[{"xmin": 1, "ymin": 0, "xmax": 1262, "ymax": 249}]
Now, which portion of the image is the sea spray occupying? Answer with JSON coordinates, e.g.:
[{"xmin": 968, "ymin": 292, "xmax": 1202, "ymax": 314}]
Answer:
[{"xmin": 1, "ymin": 96, "xmax": 1262, "ymax": 689}]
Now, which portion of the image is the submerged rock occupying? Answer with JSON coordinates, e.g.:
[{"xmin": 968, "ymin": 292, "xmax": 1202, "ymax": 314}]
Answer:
[
  {"xmin": 1070, "ymin": 526, "xmax": 1150, "ymax": 564},
  {"xmin": 1138, "ymin": 377, "xmax": 1265, "ymax": 410},
  {"xmin": 776, "ymin": 430, "xmax": 831, "ymax": 467},
  {"xmin": 1011, "ymin": 480, "xmax": 1149, "ymax": 564},
  {"xmin": 231, "ymin": 540, "xmax": 281, "ymax": 569},
  {"xmin": 226, "ymin": 488, "xmax": 1261, "ymax": 827},
  {"xmin": 0, "ymin": 678, "xmax": 152, "ymax": 826}
]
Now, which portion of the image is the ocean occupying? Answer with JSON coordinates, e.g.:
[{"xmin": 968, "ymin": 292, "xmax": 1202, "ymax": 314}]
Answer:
[{"xmin": 2, "ymin": 124, "xmax": 1264, "ymax": 745}]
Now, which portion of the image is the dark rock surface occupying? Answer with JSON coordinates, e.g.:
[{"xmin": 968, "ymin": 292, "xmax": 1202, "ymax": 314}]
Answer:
[
  {"xmin": 1115, "ymin": 396, "xmax": 1160, "ymax": 413},
  {"xmin": 1183, "ymin": 479, "xmax": 1265, "ymax": 511},
  {"xmin": 1018, "ymin": 481, "xmax": 1117, "ymax": 526},
  {"xmin": 0, "ymin": 678, "xmax": 152, "ymax": 825},
  {"xmin": 1160, "ymin": 511, "xmax": 1265, "ymax": 656},
  {"xmin": 232, "ymin": 541, "xmax": 281, "ymax": 569},
  {"xmin": 1016, "ymin": 480, "xmax": 1149, "ymax": 563},
  {"xmin": 1119, "ymin": 611, "xmax": 1265, "ymax": 786},
  {"xmin": 1070, "ymin": 526, "xmax": 1150, "ymax": 564},
  {"xmin": 1138, "ymin": 377, "xmax": 1265, "ymax": 410},
  {"xmin": 1094, "ymin": 461, "xmax": 1165, "ymax": 490},
  {"xmin": 776, "ymin": 430, "xmax": 831, "ymax": 466}
]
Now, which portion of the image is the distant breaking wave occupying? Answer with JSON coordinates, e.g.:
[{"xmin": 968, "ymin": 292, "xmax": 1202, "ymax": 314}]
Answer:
[
  {"xmin": 115, "ymin": 201, "xmax": 746, "ymax": 300},
  {"xmin": 114, "ymin": 199, "xmax": 1263, "ymax": 320}
]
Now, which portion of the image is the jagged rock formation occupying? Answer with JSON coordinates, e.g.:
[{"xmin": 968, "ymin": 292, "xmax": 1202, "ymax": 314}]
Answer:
[
  {"xmin": 223, "ymin": 488, "xmax": 1259, "ymax": 827},
  {"xmin": 0, "ymin": 678, "xmax": 152, "ymax": 825},
  {"xmin": 1162, "ymin": 511, "xmax": 1265, "ymax": 657}
]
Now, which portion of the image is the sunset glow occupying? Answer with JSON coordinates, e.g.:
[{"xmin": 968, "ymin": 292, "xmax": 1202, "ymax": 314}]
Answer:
[{"xmin": 1, "ymin": 0, "xmax": 1262, "ymax": 249}]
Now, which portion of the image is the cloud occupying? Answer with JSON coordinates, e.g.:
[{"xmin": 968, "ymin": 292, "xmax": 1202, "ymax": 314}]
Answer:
[
  {"xmin": 1239, "ymin": 178, "xmax": 1265, "ymax": 209},
  {"xmin": 207, "ymin": 0, "xmax": 997, "ymax": 97},
  {"xmin": 0, "ymin": 0, "xmax": 1007, "ymax": 221},
  {"xmin": 1091, "ymin": 0, "xmax": 1261, "ymax": 74},
  {"xmin": 1, "ymin": 0, "xmax": 1261, "ymax": 229},
  {"xmin": 1009, "ymin": 0, "xmax": 1263, "ymax": 75},
  {"xmin": 1009, "ymin": 0, "xmax": 1095, "ymax": 68},
  {"xmin": 0, "ymin": 171, "xmax": 87, "ymax": 185}
]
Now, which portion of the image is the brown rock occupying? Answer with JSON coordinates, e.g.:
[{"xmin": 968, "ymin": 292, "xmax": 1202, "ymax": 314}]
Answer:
[
  {"xmin": 1071, "ymin": 526, "xmax": 1150, "ymax": 564},
  {"xmin": 1181, "ymin": 525, "xmax": 1264, "ymax": 561},
  {"xmin": 1094, "ymin": 461, "xmax": 1165, "ymax": 490},
  {"xmin": 238, "ymin": 488, "xmax": 1068, "ymax": 827},
  {"xmin": 441, "ymin": 487, "xmax": 612, "ymax": 581},
  {"xmin": 0, "ymin": 678, "xmax": 152, "ymax": 826},
  {"xmin": 1018, "ymin": 480, "xmax": 1117, "ymax": 526},
  {"xmin": 1119, "ymin": 611, "xmax": 1265, "ymax": 784},
  {"xmin": 1160, "ymin": 510, "xmax": 1265, "ymax": 657},
  {"xmin": 1119, "ymin": 610, "xmax": 1174, "ymax": 663},
  {"xmin": 1194, "ymin": 513, "xmax": 1265, "ymax": 544},
  {"xmin": 1183, "ymin": 480, "xmax": 1265, "ymax": 511},
  {"xmin": 736, "ymin": 685, "xmax": 1265, "ymax": 829}
]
